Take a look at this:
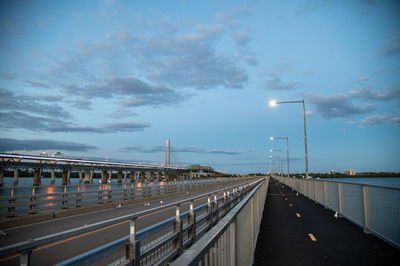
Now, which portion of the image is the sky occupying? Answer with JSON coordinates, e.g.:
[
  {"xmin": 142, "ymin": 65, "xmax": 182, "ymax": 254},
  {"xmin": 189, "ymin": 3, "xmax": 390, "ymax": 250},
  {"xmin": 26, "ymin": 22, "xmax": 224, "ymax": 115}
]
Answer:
[{"xmin": 0, "ymin": 0, "xmax": 399, "ymax": 174}]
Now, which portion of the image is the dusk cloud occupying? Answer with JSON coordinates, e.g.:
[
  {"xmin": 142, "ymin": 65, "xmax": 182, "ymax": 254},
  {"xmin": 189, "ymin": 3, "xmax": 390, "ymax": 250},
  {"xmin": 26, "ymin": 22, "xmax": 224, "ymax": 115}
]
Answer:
[
  {"xmin": 360, "ymin": 113, "xmax": 400, "ymax": 126},
  {"xmin": 120, "ymin": 144, "xmax": 251, "ymax": 155},
  {"xmin": 265, "ymin": 73, "xmax": 300, "ymax": 90},
  {"xmin": 381, "ymin": 36, "xmax": 400, "ymax": 57},
  {"xmin": 0, "ymin": 88, "xmax": 71, "ymax": 118},
  {"xmin": 232, "ymin": 31, "xmax": 250, "ymax": 47},
  {"xmin": 348, "ymin": 86, "xmax": 400, "ymax": 101},
  {"xmin": 0, "ymin": 111, "xmax": 149, "ymax": 133},
  {"xmin": 308, "ymin": 93, "xmax": 375, "ymax": 118},
  {"xmin": 0, "ymin": 138, "xmax": 97, "ymax": 152}
]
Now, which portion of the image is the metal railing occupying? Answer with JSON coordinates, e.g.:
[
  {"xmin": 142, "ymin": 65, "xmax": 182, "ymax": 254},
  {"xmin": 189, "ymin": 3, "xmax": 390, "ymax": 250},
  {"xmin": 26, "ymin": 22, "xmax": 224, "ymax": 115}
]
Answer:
[
  {"xmin": 0, "ymin": 178, "xmax": 263, "ymax": 265},
  {"xmin": 0, "ymin": 179, "xmax": 236, "ymax": 218},
  {"xmin": 274, "ymin": 176, "xmax": 400, "ymax": 249},
  {"xmin": 171, "ymin": 177, "xmax": 269, "ymax": 266}
]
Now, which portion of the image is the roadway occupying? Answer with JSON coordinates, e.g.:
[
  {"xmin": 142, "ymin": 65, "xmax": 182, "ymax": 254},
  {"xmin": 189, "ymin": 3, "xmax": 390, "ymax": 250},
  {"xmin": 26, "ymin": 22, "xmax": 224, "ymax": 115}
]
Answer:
[{"xmin": 0, "ymin": 179, "xmax": 251, "ymax": 265}]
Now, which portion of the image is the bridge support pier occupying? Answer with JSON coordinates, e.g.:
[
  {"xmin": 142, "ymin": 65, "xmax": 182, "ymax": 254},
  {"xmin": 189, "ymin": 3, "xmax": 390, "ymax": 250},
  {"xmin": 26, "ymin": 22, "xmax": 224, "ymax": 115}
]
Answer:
[
  {"xmin": 78, "ymin": 170, "xmax": 83, "ymax": 183},
  {"xmin": 101, "ymin": 170, "xmax": 108, "ymax": 184},
  {"xmin": 117, "ymin": 171, "xmax": 123, "ymax": 184},
  {"xmin": 156, "ymin": 171, "xmax": 160, "ymax": 181},
  {"xmin": 50, "ymin": 168, "xmax": 55, "ymax": 183},
  {"xmin": 90, "ymin": 170, "xmax": 93, "ymax": 183},
  {"xmin": 14, "ymin": 168, "xmax": 18, "ymax": 184},
  {"xmin": 84, "ymin": 171, "xmax": 91, "ymax": 184},
  {"xmin": 109, "ymin": 170, "xmax": 112, "ymax": 183},
  {"xmin": 123, "ymin": 171, "xmax": 127, "ymax": 183},
  {"xmin": 33, "ymin": 168, "xmax": 41, "ymax": 186},
  {"xmin": 148, "ymin": 171, "xmax": 154, "ymax": 182},
  {"xmin": 130, "ymin": 172, "xmax": 135, "ymax": 183},
  {"xmin": 62, "ymin": 170, "xmax": 69, "ymax": 185},
  {"xmin": 140, "ymin": 171, "xmax": 145, "ymax": 183}
]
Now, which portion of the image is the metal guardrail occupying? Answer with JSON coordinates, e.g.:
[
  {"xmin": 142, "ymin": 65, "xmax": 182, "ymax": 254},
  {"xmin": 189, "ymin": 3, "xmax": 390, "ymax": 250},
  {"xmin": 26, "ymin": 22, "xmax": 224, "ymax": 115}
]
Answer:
[
  {"xmin": 0, "ymin": 179, "xmax": 233, "ymax": 218},
  {"xmin": 0, "ymin": 178, "xmax": 262, "ymax": 265},
  {"xmin": 170, "ymin": 177, "xmax": 269, "ymax": 266},
  {"xmin": 274, "ymin": 176, "xmax": 400, "ymax": 249}
]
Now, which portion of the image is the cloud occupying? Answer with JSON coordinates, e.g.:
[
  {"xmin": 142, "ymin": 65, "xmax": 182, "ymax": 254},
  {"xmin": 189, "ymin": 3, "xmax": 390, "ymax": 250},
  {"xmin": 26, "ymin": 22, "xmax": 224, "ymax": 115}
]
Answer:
[
  {"xmin": 381, "ymin": 36, "xmax": 400, "ymax": 57},
  {"xmin": 65, "ymin": 77, "xmax": 189, "ymax": 107},
  {"xmin": 0, "ymin": 111, "xmax": 149, "ymax": 133},
  {"xmin": 216, "ymin": 11, "xmax": 240, "ymax": 28},
  {"xmin": 107, "ymin": 109, "xmax": 138, "ymax": 119},
  {"xmin": 308, "ymin": 93, "xmax": 375, "ymax": 118},
  {"xmin": 0, "ymin": 88, "xmax": 71, "ymax": 118},
  {"xmin": 236, "ymin": 5, "xmax": 251, "ymax": 16},
  {"xmin": 232, "ymin": 31, "xmax": 250, "ymax": 47},
  {"xmin": 353, "ymin": 76, "xmax": 369, "ymax": 83},
  {"xmin": 243, "ymin": 55, "xmax": 258, "ymax": 66},
  {"xmin": 265, "ymin": 73, "xmax": 300, "ymax": 90},
  {"xmin": 348, "ymin": 86, "xmax": 400, "ymax": 101},
  {"xmin": 120, "ymin": 144, "xmax": 251, "ymax": 155},
  {"xmin": 360, "ymin": 113, "xmax": 400, "ymax": 126},
  {"xmin": 0, "ymin": 138, "xmax": 97, "ymax": 152}
]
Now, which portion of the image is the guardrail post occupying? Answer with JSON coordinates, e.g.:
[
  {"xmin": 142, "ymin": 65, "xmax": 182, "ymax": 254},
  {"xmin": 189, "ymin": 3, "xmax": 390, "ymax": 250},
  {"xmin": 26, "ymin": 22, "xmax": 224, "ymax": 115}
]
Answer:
[
  {"xmin": 8, "ymin": 189, "xmax": 15, "ymax": 217},
  {"xmin": 126, "ymin": 219, "xmax": 140, "ymax": 266},
  {"xmin": 214, "ymin": 194, "xmax": 219, "ymax": 224},
  {"xmin": 207, "ymin": 196, "xmax": 212, "ymax": 229},
  {"xmin": 188, "ymin": 200, "xmax": 196, "ymax": 245},
  {"xmin": 174, "ymin": 204, "xmax": 183, "ymax": 256},
  {"xmin": 130, "ymin": 183, "xmax": 135, "ymax": 199},
  {"xmin": 98, "ymin": 186, "xmax": 103, "ymax": 204},
  {"xmin": 362, "ymin": 185, "xmax": 371, "ymax": 233},
  {"xmin": 108, "ymin": 185, "xmax": 112, "ymax": 202},
  {"xmin": 338, "ymin": 183, "xmax": 343, "ymax": 218},
  {"xmin": 123, "ymin": 184, "xmax": 127, "ymax": 200},
  {"xmin": 76, "ymin": 186, "xmax": 81, "ymax": 207},
  {"xmin": 62, "ymin": 186, "xmax": 68, "ymax": 209},
  {"xmin": 20, "ymin": 251, "xmax": 32, "ymax": 266},
  {"xmin": 30, "ymin": 188, "xmax": 37, "ymax": 213}
]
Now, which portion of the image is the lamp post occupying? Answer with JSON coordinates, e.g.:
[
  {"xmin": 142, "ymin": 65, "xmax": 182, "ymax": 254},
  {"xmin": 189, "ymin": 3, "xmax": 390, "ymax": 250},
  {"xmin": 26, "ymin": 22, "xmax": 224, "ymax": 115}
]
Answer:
[
  {"xmin": 269, "ymin": 149, "xmax": 283, "ymax": 176},
  {"xmin": 270, "ymin": 137, "xmax": 290, "ymax": 178},
  {"xmin": 270, "ymin": 99, "xmax": 309, "ymax": 178}
]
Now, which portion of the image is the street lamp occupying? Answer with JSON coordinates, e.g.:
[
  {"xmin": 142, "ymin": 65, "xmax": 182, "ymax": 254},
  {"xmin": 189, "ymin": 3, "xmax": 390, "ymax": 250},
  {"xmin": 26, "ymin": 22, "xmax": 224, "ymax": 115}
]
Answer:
[
  {"xmin": 269, "ymin": 149, "xmax": 283, "ymax": 176},
  {"xmin": 270, "ymin": 99, "xmax": 309, "ymax": 178},
  {"xmin": 270, "ymin": 137, "xmax": 290, "ymax": 178}
]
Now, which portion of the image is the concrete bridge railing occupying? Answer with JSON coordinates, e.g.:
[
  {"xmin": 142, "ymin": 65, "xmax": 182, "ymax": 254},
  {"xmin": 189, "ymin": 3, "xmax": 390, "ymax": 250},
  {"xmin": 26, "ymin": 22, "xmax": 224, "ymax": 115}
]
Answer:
[{"xmin": 274, "ymin": 175, "xmax": 400, "ymax": 249}]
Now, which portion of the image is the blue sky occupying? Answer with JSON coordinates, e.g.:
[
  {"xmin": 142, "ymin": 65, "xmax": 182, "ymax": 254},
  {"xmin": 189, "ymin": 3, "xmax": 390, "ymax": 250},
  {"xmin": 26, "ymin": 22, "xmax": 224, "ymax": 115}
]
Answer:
[{"xmin": 0, "ymin": 0, "xmax": 399, "ymax": 174}]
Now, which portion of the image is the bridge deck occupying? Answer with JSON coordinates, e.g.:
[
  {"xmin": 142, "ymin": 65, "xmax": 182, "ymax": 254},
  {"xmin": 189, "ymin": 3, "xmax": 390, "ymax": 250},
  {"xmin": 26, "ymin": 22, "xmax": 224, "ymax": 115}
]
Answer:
[{"xmin": 254, "ymin": 178, "xmax": 399, "ymax": 265}]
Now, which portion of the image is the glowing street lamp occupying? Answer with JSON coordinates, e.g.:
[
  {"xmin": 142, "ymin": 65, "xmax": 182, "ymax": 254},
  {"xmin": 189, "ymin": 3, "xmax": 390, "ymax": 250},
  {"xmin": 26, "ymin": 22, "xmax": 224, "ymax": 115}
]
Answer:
[
  {"xmin": 270, "ymin": 99, "xmax": 309, "ymax": 178},
  {"xmin": 270, "ymin": 137, "xmax": 290, "ymax": 178}
]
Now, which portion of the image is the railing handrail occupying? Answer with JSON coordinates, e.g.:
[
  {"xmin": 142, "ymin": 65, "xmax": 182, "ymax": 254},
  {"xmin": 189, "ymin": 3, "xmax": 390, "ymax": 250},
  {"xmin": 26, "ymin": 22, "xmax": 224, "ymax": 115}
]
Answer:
[
  {"xmin": 283, "ymin": 176, "xmax": 400, "ymax": 190},
  {"xmin": 0, "ymin": 178, "xmax": 261, "ymax": 258}
]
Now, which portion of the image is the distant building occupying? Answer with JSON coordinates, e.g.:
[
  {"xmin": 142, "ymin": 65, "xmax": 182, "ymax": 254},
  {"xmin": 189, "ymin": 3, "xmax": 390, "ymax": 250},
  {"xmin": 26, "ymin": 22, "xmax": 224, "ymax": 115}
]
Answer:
[
  {"xmin": 331, "ymin": 170, "xmax": 335, "ymax": 175},
  {"xmin": 344, "ymin": 169, "xmax": 356, "ymax": 176}
]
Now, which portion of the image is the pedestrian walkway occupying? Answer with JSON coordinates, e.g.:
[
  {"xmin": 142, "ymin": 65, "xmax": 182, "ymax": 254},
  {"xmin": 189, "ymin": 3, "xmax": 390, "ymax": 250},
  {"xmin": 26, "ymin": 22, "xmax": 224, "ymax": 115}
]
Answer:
[{"xmin": 254, "ymin": 178, "xmax": 399, "ymax": 266}]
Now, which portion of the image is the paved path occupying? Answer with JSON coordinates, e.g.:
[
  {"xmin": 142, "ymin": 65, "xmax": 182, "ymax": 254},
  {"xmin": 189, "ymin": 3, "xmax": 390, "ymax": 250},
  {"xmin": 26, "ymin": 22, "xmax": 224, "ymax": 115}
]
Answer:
[{"xmin": 254, "ymin": 178, "xmax": 399, "ymax": 266}]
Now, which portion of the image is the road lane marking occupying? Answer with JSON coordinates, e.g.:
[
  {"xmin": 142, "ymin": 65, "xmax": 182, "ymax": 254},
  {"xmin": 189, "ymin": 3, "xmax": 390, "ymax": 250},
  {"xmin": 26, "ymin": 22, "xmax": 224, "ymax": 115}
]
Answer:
[
  {"xmin": 308, "ymin": 233, "xmax": 317, "ymax": 241},
  {"xmin": 285, "ymin": 198, "xmax": 287, "ymax": 200},
  {"xmin": 296, "ymin": 213, "xmax": 301, "ymax": 218},
  {"xmin": 289, "ymin": 204, "xmax": 293, "ymax": 207}
]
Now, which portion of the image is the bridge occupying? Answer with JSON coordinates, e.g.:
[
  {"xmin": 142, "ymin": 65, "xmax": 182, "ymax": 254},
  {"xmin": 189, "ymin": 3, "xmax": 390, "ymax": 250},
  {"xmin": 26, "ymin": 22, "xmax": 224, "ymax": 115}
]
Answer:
[
  {"xmin": 0, "ymin": 174, "xmax": 398, "ymax": 265},
  {"xmin": 0, "ymin": 153, "xmax": 219, "ymax": 187}
]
